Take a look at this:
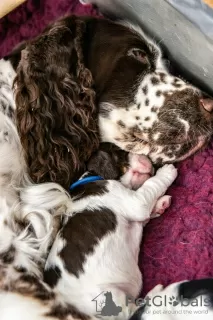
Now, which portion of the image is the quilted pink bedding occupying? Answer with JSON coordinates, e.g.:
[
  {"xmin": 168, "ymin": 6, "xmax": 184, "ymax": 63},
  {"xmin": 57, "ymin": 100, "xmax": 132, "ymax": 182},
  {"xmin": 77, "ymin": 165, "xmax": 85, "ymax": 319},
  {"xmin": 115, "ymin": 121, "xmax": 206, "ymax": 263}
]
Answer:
[{"xmin": 1, "ymin": 0, "xmax": 213, "ymax": 297}]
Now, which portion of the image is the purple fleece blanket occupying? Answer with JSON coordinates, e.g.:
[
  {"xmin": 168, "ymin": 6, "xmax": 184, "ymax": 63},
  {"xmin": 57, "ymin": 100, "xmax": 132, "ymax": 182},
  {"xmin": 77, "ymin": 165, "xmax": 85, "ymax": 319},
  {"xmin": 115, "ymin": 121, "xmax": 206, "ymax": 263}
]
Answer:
[{"xmin": 1, "ymin": 0, "xmax": 213, "ymax": 297}]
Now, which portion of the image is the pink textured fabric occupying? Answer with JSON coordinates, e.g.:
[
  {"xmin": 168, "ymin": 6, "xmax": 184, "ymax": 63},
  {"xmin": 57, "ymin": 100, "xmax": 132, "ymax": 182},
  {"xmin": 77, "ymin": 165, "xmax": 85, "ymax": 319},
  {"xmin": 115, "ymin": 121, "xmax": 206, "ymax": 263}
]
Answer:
[
  {"xmin": 0, "ymin": 0, "xmax": 99, "ymax": 58},
  {"xmin": 140, "ymin": 139, "xmax": 213, "ymax": 296},
  {"xmin": 1, "ymin": 0, "xmax": 213, "ymax": 298}
]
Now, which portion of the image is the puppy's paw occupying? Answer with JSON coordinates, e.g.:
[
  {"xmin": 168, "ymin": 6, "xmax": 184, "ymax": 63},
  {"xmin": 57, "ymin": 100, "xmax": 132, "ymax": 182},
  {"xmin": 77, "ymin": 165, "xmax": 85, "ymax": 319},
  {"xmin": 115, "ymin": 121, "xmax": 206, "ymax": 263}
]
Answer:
[
  {"xmin": 156, "ymin": 164, "xmax": 177, "ymax": 182},
  {"xmin": 151, "ymin": 195, "xmax": 172, "ymax": 216}
]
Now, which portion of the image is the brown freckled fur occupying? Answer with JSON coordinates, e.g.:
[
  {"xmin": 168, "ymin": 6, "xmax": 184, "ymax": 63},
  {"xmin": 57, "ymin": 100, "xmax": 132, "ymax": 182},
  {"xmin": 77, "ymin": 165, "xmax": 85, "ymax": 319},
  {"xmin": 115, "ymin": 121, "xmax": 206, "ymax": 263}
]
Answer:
[
  {"xmin": 156, "ymin": 90, "xmax": 162, "ymax": 97},
  {"xmin": 125, "ymin": 143, "xmax": 135, "ymax": 151},
  {"xmin": 151, "ymin": 77, "xmax": 160, "ymax": 85},
  {"xmin": 172, "ymin": 82, "xmax": 182, "ymax": 88},
  {"xmin": 117, "ymin": 120, "xmax": 126, "ymax": 128},
  {"xmin": 136, "ymin": 116, "xmax": 140, "ymax": 120},
  {"xmin": 142, "ymin": 85, "xmax": 148, "ymax": 95},
  {"xmin": 145, "ymin": 116, "xmax": 150, "ymax": 121},
  {"xmin": 145, "ymin": 98, "xmax": 149, "ymax": 106},
  {"xmin": 151, "ymin": 106, "xmax": 158, "ymax": 112},
  {"xmin": 159, "ymin": 72, "xmax": 167, "ymax": 83}
]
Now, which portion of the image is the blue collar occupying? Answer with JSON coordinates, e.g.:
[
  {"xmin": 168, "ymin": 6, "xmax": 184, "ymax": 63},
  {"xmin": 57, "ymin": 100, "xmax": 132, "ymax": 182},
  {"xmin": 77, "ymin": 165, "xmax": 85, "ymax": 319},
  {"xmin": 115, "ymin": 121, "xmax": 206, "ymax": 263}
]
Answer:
[{"xmin": 69, "ymin": 175, "xmax": 104, "ymax": 191}]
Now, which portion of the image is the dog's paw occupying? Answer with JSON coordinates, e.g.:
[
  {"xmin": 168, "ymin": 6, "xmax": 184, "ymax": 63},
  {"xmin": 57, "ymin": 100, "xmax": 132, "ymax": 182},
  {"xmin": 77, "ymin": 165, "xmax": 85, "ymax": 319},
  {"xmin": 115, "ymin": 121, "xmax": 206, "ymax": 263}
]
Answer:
[
  {"xmin": 151, "ymin": 195, "xmax": 172, "ymax": 216},
  {"xmin": 156, "ymin": 164, "xmax": 177, "ymax": 182}
]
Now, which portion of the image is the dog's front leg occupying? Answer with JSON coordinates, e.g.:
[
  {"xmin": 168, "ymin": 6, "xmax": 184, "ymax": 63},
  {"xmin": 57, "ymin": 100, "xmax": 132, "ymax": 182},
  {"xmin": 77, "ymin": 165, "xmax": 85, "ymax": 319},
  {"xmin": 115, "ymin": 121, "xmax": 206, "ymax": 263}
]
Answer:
[{"xmin": 135, "ymin": 164, "xmax": 177, "ymax": 219}]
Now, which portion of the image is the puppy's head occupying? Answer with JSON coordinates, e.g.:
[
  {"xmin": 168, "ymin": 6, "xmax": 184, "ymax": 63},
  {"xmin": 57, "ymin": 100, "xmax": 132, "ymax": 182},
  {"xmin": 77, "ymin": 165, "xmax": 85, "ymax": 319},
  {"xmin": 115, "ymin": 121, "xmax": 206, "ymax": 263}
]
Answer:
[{"xmin": 87, "ymin": 143, "xmax": 154, "ymax": 190}]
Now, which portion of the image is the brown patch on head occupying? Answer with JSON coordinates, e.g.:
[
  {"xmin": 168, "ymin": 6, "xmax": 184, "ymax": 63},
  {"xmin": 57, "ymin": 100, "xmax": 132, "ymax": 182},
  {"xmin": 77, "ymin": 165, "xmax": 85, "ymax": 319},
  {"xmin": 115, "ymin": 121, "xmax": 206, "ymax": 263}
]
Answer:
[
  {"xmin": 151, "ymin": 76, "xmax": 160, "ymax": 85},
  {"xmin": 142, "ymin": 85, "xmax": 148, "ymax": 95},
  {"xmin": 145, "ymin": 116, "xmax": 150, "ymax": 121},
  {"xmin": 145, "ymin": 98, "xmax": 149, "ymax": 106},
  {"xmin": 59, "ymin": 207, "xmax": 117, "ymax": 278}
]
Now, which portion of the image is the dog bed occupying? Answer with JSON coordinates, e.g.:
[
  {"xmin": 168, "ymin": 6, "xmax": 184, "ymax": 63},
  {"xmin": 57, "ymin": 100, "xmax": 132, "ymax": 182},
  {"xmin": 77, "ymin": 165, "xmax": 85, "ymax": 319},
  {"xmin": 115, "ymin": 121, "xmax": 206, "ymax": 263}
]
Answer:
[{"xmin": 1, "ymin": 0, "xmax": 213, "ymax": 297}]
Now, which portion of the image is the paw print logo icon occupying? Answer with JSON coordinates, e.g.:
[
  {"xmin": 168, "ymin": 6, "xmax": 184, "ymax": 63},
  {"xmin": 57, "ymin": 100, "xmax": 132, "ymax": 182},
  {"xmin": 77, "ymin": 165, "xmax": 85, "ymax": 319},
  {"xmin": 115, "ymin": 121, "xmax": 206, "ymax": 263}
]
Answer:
[{"xmin": 168, "ymin": 296, "xmax": 179, "ymax": 307}]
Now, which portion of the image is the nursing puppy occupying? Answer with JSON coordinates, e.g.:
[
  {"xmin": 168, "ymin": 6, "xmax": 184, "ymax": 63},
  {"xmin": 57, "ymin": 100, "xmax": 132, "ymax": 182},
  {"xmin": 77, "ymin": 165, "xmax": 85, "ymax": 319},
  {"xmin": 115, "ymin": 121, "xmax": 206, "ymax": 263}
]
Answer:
[
  {"xmin": 129, "ymin": 278, "xmax": 213, "ymax": 320},
  {"xmin": 0, "ymin": 141, "xmax": 176, "ymax": 320},
  {"xmin": 41, "ymin": 144, "xmax": 177, "ymax": 320}
]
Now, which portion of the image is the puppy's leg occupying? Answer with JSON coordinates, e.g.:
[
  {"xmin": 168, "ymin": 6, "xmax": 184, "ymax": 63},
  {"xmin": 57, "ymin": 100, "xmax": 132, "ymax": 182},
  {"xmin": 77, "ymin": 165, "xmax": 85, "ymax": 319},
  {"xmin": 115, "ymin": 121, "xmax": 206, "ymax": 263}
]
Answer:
[
  {"xmin": 151, "ymin": 195, "xmax": 172, "ymax": 217},
  {"xmin": 113, "ymin": 164, "xmax": 177, "ymax": 222},
  {"xmin": 135, "ymin": 164, "xmax": 177, "ymax": 218}
]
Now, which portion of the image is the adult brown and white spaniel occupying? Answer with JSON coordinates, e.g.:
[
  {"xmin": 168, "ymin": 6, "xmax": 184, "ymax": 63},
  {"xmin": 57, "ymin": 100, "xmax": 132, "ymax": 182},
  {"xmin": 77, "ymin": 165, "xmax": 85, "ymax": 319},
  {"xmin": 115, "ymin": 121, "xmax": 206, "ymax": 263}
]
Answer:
[{"xmin": 7, "ymin": 15, "xmax": 213, "ymax": 189}]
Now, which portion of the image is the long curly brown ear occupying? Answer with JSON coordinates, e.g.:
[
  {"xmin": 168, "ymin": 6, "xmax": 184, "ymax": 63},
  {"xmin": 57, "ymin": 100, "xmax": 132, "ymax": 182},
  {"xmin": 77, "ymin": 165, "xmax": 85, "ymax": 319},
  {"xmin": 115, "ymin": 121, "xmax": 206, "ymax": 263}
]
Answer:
[{"xmin": 14, "ymin": 16, "xmax": 99, "ymax": 188}]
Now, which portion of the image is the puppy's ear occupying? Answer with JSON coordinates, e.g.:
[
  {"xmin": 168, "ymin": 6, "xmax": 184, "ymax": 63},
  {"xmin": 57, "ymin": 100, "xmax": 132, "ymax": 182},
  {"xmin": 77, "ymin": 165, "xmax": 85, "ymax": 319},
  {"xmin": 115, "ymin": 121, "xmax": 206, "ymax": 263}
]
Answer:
[
  {"xmin": 87, "ymin": 142, "xmax": 129, "ymax": 179},
  {"xmin": 14, "ymin": 17, "xmax": 99, "ymax": 188},
  {"xmin": 87, "ymin": 149, "xmax": 119, "ymax": 180}
]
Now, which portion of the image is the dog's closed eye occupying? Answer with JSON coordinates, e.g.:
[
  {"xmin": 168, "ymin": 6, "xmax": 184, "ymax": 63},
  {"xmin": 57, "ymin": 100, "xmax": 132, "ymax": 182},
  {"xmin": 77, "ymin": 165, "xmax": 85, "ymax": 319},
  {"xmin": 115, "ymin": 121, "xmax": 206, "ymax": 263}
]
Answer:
[{"xmin": 127, "ymin": 48, "xmax": 149, "ymax": 65}]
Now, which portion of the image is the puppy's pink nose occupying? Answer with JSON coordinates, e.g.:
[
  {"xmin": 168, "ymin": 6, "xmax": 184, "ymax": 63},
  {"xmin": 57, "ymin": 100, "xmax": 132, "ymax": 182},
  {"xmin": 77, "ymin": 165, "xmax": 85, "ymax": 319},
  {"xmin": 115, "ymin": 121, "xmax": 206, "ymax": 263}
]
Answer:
[{"xmin": 200, "ymin": 98, "xmax": 213, "ymax": 112}]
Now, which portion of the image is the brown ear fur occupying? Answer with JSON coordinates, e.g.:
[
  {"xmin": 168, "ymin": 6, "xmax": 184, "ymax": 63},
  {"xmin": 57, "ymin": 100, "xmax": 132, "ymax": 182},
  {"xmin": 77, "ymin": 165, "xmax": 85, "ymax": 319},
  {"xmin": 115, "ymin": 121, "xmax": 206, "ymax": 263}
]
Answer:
[{"xmin": 15, "ymin": 16, "xmax": 99, "ymax": 188}]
